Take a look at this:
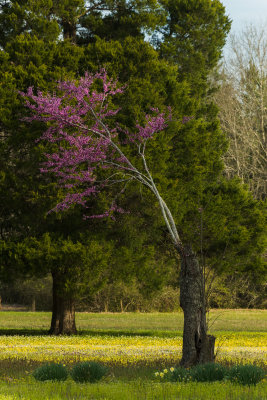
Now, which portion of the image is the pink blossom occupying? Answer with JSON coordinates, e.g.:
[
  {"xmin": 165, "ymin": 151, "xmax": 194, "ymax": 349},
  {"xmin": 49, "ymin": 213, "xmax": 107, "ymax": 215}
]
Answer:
[{"xmin": 21, "ymin": 71, "xmax": 171, "ymax": 216}]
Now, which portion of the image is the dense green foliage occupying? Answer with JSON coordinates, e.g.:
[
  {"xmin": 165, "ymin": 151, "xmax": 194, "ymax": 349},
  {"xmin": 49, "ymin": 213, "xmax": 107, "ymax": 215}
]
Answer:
[
  {"xmin": 32, "ymin": 363, "xmax": 68, "ymax": 382},
  {"xmin": 0, "ymin": 0, "xmax": 265, "ymax": 327},
  {"xmin": 158, "ymin": 0, "xmax": 231, "ymax": 93},
  {"xmin": 190, "ymin": 363, "xmax": 226, "ymax": 382},
  {"xmin": 156, "ymin": 363, "xmax": 265, "ymax": 385},
  {"xmin": 70, "ymin": 361, "xmax": 109, "ymax": 383},
  {"xmin": 226, "ymin": 365, "xmax": 266, "ymax": 386},
  {"xmin": 0, "ymin": 1, "xmax": 181, "ymax": 304}
]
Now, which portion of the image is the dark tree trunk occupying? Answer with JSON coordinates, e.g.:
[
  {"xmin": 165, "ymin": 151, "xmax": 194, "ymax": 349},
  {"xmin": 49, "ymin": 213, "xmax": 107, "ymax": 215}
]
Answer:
[
  {"xmin": 62, "ymin": 20, "xmax": 76, "ymax": 43},
  {"xmin": 179, "ymin": 245, "xmax": 215, "ymax": 367},
  {"xmin": 49, "ymin": 271, "xmax": 77, "ymax": 335},
  {"xmin": 49, "ymin": 272, "xmax": 60, "ymax": 334},
  {"xmin": 31, "ymin": 296, "xmax": 36, "ymax": 312}
]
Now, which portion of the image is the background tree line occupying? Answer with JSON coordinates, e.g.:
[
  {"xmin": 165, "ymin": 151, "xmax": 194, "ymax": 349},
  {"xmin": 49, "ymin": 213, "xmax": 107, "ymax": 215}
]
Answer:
[{"xmin": 1, "ymin": 271, "xmax": 266, "ymax": 312}]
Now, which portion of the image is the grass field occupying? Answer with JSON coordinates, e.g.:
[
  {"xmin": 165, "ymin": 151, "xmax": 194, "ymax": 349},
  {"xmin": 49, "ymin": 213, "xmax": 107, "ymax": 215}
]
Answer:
[
  {"xmin": 0, "ymin": 309, "xmax": 266, "ymax": 333},
  {"xmin": 0, "ymin": 310, "xmax": 266, "ymax": 399}
]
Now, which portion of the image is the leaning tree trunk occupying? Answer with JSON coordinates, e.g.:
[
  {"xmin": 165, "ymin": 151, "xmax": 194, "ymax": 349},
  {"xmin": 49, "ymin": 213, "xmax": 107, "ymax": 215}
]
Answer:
[
  {"xmin": 179, "ymin": 245, "xmax": 215, "ymax": 367},
  {"xmin": 49, "ymin": 270, "xmax": 77, "ymax": 335}
]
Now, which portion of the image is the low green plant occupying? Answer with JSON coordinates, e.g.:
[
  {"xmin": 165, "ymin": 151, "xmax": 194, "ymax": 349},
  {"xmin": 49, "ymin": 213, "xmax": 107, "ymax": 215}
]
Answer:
[
  {"xmin": 32, "ymin": 363, "xmax": 68, "ymax": 381},
  {"xmin": 226, "ymin": 364, "xmax": 265, "ymax": 386},
  {"xmin": 154, "ymin": 366, "xmax": 190, "ymax": 382},
  {"xmin": 70, "ymin": 361, "xmax": 108, "ymax": 383},
  {"xmin": 169, "ymin": 366, "xmax": 190, "ymax": 382},
  {"xmin": 168, "ymin": 366, "xmax": 190, "ymax": 382},
  {"xmin": 190, "ymin": 363, "xmax": 226, "ymax": 382}
]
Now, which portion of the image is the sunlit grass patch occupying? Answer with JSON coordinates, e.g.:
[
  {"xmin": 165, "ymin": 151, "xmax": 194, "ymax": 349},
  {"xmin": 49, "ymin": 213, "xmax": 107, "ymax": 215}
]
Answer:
[
  {"xmin": 0, "ymin": 380, "xmax": 266, "ymax": 400},
  {"xmin": 0, "ymin": 310, "xmax": 266, "ymax": 333}
]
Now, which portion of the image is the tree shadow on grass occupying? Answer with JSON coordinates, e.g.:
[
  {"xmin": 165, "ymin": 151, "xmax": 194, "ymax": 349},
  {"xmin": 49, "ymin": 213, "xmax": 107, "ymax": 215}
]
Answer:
[
  {"xmin": 0, "ymin": 328, "xmax": 182, "ymax": 338},
  {"xmin": 0, "ymin": 329, "xmax": 49, "ymax": 336}
]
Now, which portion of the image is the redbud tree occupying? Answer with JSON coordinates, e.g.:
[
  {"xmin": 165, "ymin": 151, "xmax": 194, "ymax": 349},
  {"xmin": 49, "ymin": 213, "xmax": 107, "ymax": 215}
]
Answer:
[
  {"xmin": 21, "ymin": 70, "xmax": 215, "ymax": 366},
  {"xmin": 21, "ymin": 71, "xmax": 181, "ymax": 245}
]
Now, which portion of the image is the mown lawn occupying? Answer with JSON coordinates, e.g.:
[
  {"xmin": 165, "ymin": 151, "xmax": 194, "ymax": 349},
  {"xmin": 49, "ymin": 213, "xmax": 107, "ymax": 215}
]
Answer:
[
  {"xmin": 0, "ymin": 309, "xmax": 266, "ymax": 334},
  {"xmin": 0, "ymin": 310, "xmax": 266, "ymax": 399}
]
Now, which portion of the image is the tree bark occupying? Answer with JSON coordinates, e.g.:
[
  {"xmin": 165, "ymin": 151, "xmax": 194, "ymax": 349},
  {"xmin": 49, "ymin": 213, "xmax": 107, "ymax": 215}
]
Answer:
[
  {"xmin": 62, "ymin": 20, "xmax": 76, "ymax": 43},
  {"xmin": 31, "ymin": 296, "xmax": 36, "ymax": 312},
  {"xmin": 179, "ymin": 245, "xmax": 215, "ymax": 367},
  {"xmin": 49, "ymin": 271, "xmax": 77, "ymax": 335}
]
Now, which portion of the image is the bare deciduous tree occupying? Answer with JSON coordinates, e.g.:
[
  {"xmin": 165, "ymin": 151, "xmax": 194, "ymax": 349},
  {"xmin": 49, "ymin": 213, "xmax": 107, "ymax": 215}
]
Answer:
[{"xmin": 215, "ymin": 24, "xmax": 267, "ymax": 200}]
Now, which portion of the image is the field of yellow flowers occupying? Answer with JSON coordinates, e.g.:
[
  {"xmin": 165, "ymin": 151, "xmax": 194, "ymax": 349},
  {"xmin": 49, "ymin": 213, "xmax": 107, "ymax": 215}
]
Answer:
[
  {"xmin": 0, "ymin": 311, "xmax": 265, "ymax": 399},
  {"xmin": 0, "ymin": 331, "xmax": 265, "ymax": 367}
]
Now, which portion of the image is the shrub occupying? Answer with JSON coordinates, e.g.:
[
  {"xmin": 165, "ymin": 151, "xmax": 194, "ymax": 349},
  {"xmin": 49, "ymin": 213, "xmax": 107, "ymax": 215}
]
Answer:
[
  {"xmin": 32, "ymin": 363, "xmax": 68, "ymax": 381},
  {"xmin": 227, "ymin": 365, "xmax": 265, "ymax": 386},
  {"xmin": 70, "ymin": 361, "xmax": 108, "ymax": 383},
  {"xmin": 190, "ymin": 363, "xmax": 226, "ymax": 382}
]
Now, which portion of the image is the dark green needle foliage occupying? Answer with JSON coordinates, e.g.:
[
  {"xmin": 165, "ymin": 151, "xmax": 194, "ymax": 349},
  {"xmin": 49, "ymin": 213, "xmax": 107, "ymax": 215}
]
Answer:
[{"xmin": 0, "ymin": 0, "xmax": 265, "ymax": 336}]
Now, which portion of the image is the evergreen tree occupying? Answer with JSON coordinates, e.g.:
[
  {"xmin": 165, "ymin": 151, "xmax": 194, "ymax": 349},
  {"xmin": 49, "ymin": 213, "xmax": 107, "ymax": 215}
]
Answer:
[
  {"xmin": 0, "ymin": 0, "xmax": 164, "ymax": 44},
  {"xmin": 158, "ymin": 0, "xmax": 231, "ymax": 91},
  {"xmin": 22, "ymin": 71, "xmax": 266, "ymax": 367},
  {"xmin": 2, "ymin": 0, "xmax": 265, "ymax": 366},
  {"xmin": 0, "ymin": 0, "xmax": 178, "ymax": 333}
]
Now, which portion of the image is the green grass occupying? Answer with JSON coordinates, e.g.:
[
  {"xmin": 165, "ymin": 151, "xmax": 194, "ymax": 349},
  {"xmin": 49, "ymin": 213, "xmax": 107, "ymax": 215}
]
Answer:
[
  {"xmin": 0, "ymin": 310, "xmax": 265, "ymax": 399},
  {"xmin": 0, "ymin": 309, "xmax": 266, "ymax": 335},
  {"xmin": 0, "ymin": 380, "xmax": 266, "ymax": 400}
]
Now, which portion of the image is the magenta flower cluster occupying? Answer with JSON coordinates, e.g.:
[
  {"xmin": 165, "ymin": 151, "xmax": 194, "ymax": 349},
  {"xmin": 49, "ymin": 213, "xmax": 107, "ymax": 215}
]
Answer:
[{"xmin": 21, "ymin": 70, "xmax": 171, "ymax": 216}]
